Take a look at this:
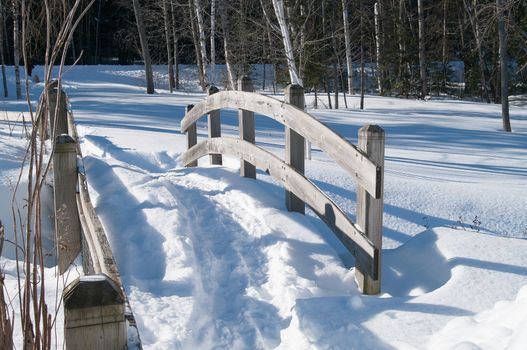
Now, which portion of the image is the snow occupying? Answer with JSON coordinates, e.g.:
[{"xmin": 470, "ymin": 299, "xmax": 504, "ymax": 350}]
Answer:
[{"xmin": 1, "ymin": 64, "xmax": 527, "ymax": 349}]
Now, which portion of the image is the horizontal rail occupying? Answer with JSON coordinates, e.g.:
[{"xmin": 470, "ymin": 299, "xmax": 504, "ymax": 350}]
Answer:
[
  {"xmin": 64, "ymin": 102, "xmax": 140, "ymax": 348},
  {"xmin": 180, "ymin": 137, "xmax": 378, "ymax": 277},
  {"xmin": 180, "ymin": 91, "xmax": 382, "ymax": 198},
  {"xmin": 66, "ymin": 111, "xmax": 121, "ymax": 282}
]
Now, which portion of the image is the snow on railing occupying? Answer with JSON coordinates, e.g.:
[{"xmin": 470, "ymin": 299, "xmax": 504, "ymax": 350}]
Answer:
[{"xmin": 180, "ymin": 77, "xmax": 385, "ymax": 295}]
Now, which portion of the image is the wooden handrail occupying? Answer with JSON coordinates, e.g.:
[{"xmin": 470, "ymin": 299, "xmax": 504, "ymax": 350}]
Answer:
[
  {"xmin": 42, "ymin": 84, "xmax": 139, "ymax": 348},
  {"xmin": 181, "ymin": 81, "xmax": 385, "ymax": 295},
  {"xmin": 180, "ymin": 90, "xmax": 382, "ymax": 198},
  {"xmin": 180, "ymin": 137, "xmax": 379, "ymax": 277},
  {"xmin": 66, "ymin": 111, "xmax": 122, "ymax": 282}
]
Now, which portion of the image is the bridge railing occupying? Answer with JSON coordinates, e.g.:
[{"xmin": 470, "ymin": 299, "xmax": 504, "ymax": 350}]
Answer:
[
  {"xmin": 41, "ymin": 82, "xmax": 139, "ymax": 349},
  {"xmin": 180, "ymin": 78, "xmax": 385, "ymax": 295}
]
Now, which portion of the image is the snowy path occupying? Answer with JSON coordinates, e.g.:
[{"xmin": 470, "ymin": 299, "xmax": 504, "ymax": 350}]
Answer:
[
  {"xmin": 79, "ymin": 133, "xmax": 356, "ymax": 348},
  {"xmin": 77, "ymin": 128, "xmax": 527, "ymax": 349},
  {"xmin": 17, "ymin": 65, "xmax": 523, "ymax": 349}
]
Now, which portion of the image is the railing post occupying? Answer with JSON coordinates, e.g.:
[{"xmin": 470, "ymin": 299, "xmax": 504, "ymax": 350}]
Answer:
[
  {"xmin": 185, "ymin": 104, "xmax": 198, "ymax": 167},
  {"xmin": 355, "ymin": 124, "xmax": 384, "ymax": 295},
  {"xmin": 208, "ymin": 85, "xmax": 222, "ymax": 165},
  {"xmin": 64, "ymin": 275, "xmax": 126, "ymax": 349},
  {"xmin": 284, "ymin": 84, "xmax": 305, "ymax": 214},
  {"xmin": 238, "ymin": 76, "xmax": 256, "ymax": 178},
  {"xmin": 48, "ymin": 82, "xmax": 68, "ymax": 141},
  {"xmin": 54, "ymin": 134, "xmax": 81, "ymax": 274}
]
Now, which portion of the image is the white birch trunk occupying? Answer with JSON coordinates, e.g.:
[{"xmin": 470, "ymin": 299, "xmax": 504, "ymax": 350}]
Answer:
[
  {"xmin": 220, "ymin": 1, "xmax": 236, "ymax": 90},
  {"xmin": 210, "ymin": 0, "xmax": 216, "ymax": 85},
  {"xmin": 342, "ymin": 0, "xmax": 353, "ymax": 95},
  {"xmin": 272, "ymin": 0, "xmax": 302, "ymax": 86},
  {"xmin": 189, "ymin": 0, "xmax": 206, "ymax": 90},
  {"xmin": 162, "ymin": 0, "xmax": 175, "ymax": 92},
  {"xmin": 194, "ymin": 0, "xmax": 208, "ymax": 81}
]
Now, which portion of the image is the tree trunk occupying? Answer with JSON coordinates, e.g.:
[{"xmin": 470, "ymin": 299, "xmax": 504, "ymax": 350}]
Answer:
[
  {"xmin": 441, "ymin": 0, "xmax": 448, "ymax": 93},
  {"xmin": 220, "ymin": 1, "xmax": 236, "ymax": 90},
  {"xmin": 360, "ymin": 28, "xmax": 365, "ymax": 110},
  {"xmin": 94, "ymin": 0, "xmax": 102, "ymax": 63},
  {"xmin": 298, "ymin": 3, "xmax": 305, "ymax": 81},
  {"xmin": 193, "ymin": 0, "xmax": 208, "ymax": 81},
  {"xmin": 272, "ymin": 0, "xmax": 302, "ymax": 86},
  {"xmin": 341, "ymin": 0, "xmax": 353, "ymax": 95},
  {"xmin": 0, "ymin": 0, "xmax": 8, "ymax": 97},
  {"xmin": 314, "ymin": 85, "xmax": 318, "ymax": 109},
  {"xmin": 2, "ymin": 1, "xmax": 9, "ymax": 65},
  {"xmin": 189, "ymin": 0, "xmax": 206, "ymax": 90},
  {"xmin": 210, "ymin": 0, "xmax": 216, "ymax": 85},
  {"xmin": 417, "ymin": 0, "xmax": 427, "ymax": 97},
  {"xmin": 396, "ymin": 0, "xmax": 408, "ymax": 94},
  {"xmin": 131, "ymin": 0, "xmax": 154, "ymax": 94},
  {"xmin": 13, "ymin": 0, "xmax": 21, "ymax": 99},
  {"xmin": 162, "ymin": 0, "xmax": 175, "ymax": 92},
  {"xmin": 497, "ymin": 0, "xmax": 511, "ymax": 132},
  {"xmin": 333, "ymin": 62, "xmax": 339, "ymax": 109},
  {"xmin": 464, "ymin": 0, "xmax": 490, "ymax": 103},
  {"xmin": 170, "ymin": 0, "xmax": 179, "ymax": 90},
  {"xmin": 325, "ymin": 79, "xmax": 332, "ymax": 109},
  {"xmin": 374, "ymin": 2, "xmax": 383, "ymax": 95}
]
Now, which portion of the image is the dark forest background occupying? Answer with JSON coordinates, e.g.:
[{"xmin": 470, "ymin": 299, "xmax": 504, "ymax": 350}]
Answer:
[{"xmin": 1, "ymin": 0, "xmax": 526, "ymax": 101}]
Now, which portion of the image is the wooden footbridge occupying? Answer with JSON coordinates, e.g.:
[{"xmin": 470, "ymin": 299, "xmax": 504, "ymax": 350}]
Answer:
[{"xmin": 45, "ymin": 77, "xmax": 384, "ymax": 349}]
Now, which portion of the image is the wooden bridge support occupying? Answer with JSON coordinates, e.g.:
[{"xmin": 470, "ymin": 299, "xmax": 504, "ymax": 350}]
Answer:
[
  {"xmin": 208, "ymin": 86, "xmax": 222, "ymax": 165},
  {"xmin": 64, "ymin": 275, "xmax": 126, "ymax": 349},
  {"xmin": 185, "ymin": 104, "xmax": 198, "ymax": 167},
  {"xmin": 53, "ymin": 134, "xmax": 81, "ymax": 274},
  {"xmin": 284, "ymin": 84, "xmax": 305, "ymax": 214},
  {"xmin": 48, "ymin": 82, "xmax": 68, "ymax": 140},
  {"xmin": 355, "ymin": 125, "xmax": 384, "ymax": 295},
  {"xmin": 40, "ymin": 85, "xmax": 133, "ymax": 347},
  {"xmin": 238, "ymin": 76, "xmax": 256, "ymax": 178},
  {"xmin": 180, "ymin": 87, "xmax": 385, "ymax": 295}
]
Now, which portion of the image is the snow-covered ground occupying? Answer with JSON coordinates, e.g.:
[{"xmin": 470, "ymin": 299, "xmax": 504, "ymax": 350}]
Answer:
[{"xmin": 1, "ymin": 65, "xmax": 527, "ymax": 349}]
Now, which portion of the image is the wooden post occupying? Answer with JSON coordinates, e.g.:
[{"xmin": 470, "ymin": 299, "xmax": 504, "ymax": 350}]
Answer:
[
  {"xmin": 48, "ymin": 84, "xmax": 68, "ymax": 141},
  {"xmin": 54, "ymin": 134, "xmax": 81, "ymax": 274},
  {"xmin": 355, "ymin": 124, "xmax": 384, "ymax": 295},
  {"xmin": 208, "ymin": 85, "xmax": 222, "ymax": 165},
  {"xmin": 185, "ymin": 104, "xmax": 198, "ymax": 167},
  {"xmin": 238, "ymin": 76, "xmax": 256, "ymax": 178},
  {"xmin": 64, "ymin": 275, "xmax": 126, "ymax": 349},
  {"xmin": 284, "ymin": 84, "xmax": 305, "ymax": 214}
]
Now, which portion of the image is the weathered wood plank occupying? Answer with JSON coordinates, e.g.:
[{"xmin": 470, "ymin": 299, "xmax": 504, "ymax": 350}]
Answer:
[
  {"xmin": 63, "ymin": 275, "xmax": 126, "ymax": 350},
  {"xmin": 238, "ymin": 76, "xmax": 256, "ymax": 178},
  {"xmin": 208, "ymin": 86, "xmax": 222, "ymax": 165},
  {"xmin": 48, "ymin": 86, "xmax": 68, "ymax": 141},
  {"xmin": 186, "ymin": 104, "xmax": 198, "ymax": 167},
  {"xmin": 284, "ymin": 84, "xmax": 305, "ymax": 214},
  {"xmin": 180, "ymin": 90, "xmax": 381, "ymax": 198},
  {"xmin": 180, "ymin": 137, "xmax": 378, "ymax": 276},
  {"xmin": 54, "ymin": 91, "xmax": 142, "ymax": 348},
  {"xmin": 76, "ymin": 170, "xmax": 122, "ymax": 282},
  {"xmin": 53, "ymin": 134, "xmax": 81, "ymax": 274},
  {"xmin": 355, "ymin": 125, "xmax": 385, "ymax": 295}
]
